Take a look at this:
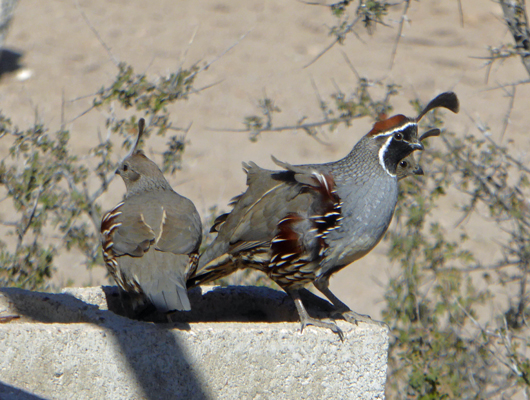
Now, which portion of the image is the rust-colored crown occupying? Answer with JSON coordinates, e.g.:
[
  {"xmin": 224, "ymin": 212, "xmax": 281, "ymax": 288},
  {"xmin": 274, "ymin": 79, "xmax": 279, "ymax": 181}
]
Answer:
[
  {"xmin": 367, "ymin": 115, "xmax": 410, "ymax": 137},
  {"xmin": 366, "ymin": 92, "xmax": 459, "ymax": 138}
]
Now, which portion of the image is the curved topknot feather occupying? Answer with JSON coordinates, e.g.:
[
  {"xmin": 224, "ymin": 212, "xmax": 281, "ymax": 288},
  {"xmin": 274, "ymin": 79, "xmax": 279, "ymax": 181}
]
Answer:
[
  {"xmin": 132, "ymin": 118, "xmax": 146, "ymax": 154},
  {"xmin": 416, "ymin": 92, "xmax": 459, "ymax": 122},
  {"xmin": 419, "ymin": 128, "xmax": 441, "ymax": 141}
]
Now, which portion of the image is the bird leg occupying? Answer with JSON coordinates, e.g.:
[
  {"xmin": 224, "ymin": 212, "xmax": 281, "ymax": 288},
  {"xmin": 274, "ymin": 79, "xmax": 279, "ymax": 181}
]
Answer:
[
  {"xmin": 313, "ymin": 278, "xmax": 386, "ymax": 327},
  {"xmin": 118, "ymin": 290, "xmax": 156, "ymax": 320},
  {"xmin": 286, "ymin": 288, "xmax": 344, "ymax": 340},
  {"xmin": 166, "ymin": 311, "xmax": 176, "ymax": 324}
]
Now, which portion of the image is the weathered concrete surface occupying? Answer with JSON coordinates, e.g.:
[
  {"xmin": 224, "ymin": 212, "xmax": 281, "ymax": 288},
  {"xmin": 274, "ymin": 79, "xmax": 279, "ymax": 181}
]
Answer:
[{"xmin": 0, "ymin": 286, "xmax": 389, "ymax": 400}]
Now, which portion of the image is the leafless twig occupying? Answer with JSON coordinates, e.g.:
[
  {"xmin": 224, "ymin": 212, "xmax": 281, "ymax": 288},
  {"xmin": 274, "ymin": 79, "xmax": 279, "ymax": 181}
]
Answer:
[
  {"xmin": 208, "ymin": 115, "xmax": 361, "ymax": 136},
  {"xmin": 189, "ymin": 29, "xmax": 253, "ymax": 80},
  {"xmin": 389, "ymin": 0, "xmax": 410, "ymax": 69},
  {"xmin": 74, "ymin": 0, "xmax": 120, "ymax": 67},
  {"xmin": 500, "ymin": 84, "xmax": 516, "ymax": 142},
  {"xmin": 340, "ymin": 50, "xmax": 360, "ymax": 80},
  {"xmin": 303, "ymin": 16, "xmax": 362, "ymax": 68},
  {"xmin": 457, "ymin": 0, "xmax": 464, "ymax": 27},
  {"xmin": 16, "ymin": 185, "xmax": 43, "ymax": 249}
]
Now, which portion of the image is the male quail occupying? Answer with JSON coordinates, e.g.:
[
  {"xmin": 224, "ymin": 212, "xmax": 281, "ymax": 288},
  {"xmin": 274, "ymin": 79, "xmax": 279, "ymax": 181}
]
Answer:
[
  {"xmin": 208, "ymin": 132, "xmax": 434, "ymax": 235},
  {"xmin": 189, "ymin": 92, "xmax": 459, "ymax": 337},
  {"xmin": 101, "ymin": 119, "xmax": 202, "ymax": 317}
]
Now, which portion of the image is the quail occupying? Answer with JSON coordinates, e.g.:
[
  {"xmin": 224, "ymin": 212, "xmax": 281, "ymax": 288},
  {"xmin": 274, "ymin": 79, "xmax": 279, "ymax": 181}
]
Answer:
[
  {"xmin": 209, "ymin": 155, "xmax": 424, "ymax": 237},
  {"xmin": 208, "ymin": 133, "xmax": 434, "ymax": 232},
  {"xmin": 397, "ymin": 154, "xmax": 423, "ymax": 180},
  {"xmin": 101, "ymin": 119, "xmax": 202, "ymax": 317},
  {"xmin": 396, "ymin": 126, "xmax": 442, "ymax": 180},
  {"xmin": 188, "ymin": 92, "xmax": 459, "ymax": 337}
]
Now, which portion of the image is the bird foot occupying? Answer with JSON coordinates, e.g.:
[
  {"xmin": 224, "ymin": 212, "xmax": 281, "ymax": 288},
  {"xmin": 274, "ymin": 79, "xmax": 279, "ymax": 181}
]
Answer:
[
  {"xmin": 166, "ymin": 312, "xmax": 175, "ymax": 324},
  {"xmin": 339, "ymin": 310, "xmax": 386, "ymax": 328},
  {"xmin": 299, "ymin": 316, "xmax": 344, "ymax": 341}
]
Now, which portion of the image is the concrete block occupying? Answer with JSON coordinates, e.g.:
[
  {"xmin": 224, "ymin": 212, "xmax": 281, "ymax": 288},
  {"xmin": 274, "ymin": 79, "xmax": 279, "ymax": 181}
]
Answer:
[{"xmin": 0, "ymin": 286, "xmax": 389, "ymax": 399}]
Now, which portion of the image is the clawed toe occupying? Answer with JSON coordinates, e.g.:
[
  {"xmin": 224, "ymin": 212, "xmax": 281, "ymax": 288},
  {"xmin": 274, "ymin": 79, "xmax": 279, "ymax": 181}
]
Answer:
[
  {"xmin": 289, "ymin": 288, "xmax": 345, "ymax": 340},
  {"xmin": 342, "ymin": 310, "xmax": 386, "ymax": 327},
  {"xmin": 300, "ymin": 317, "xmax": 344, "ymax": 341},
  {"xmin": 314, "ymin": 283, "xmax": 386, "ymax": 328}
]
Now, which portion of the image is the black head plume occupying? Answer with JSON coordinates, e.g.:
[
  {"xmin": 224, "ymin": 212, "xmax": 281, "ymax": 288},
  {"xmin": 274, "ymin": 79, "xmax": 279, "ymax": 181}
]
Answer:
[
  {"xmin": 132, "ymin": 118, "xmax": 145, "ymax": 153},
  {"xmin": 419, "ymin": 128, "xmax": 441, "ymax": 141},
  {"xmin": 416, "ymin": 92, "xmax": 459, "ymax": 122}
]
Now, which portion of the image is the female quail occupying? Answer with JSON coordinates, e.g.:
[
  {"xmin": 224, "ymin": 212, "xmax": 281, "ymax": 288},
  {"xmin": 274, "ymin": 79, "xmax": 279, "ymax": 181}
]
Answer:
[{"xmin": 101, "ymin": 119, "xmax": 202, "ymax": 318}]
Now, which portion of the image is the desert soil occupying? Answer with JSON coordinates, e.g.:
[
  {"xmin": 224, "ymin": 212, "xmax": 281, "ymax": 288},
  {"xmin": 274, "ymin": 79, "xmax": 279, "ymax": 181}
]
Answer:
[{"xmin": 1, "ymin": 0, "xmax": 529, "ymax": 319}]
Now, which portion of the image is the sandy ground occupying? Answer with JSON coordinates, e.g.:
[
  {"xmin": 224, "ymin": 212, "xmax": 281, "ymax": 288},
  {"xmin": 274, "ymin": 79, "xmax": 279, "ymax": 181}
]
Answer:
[{"xmin": 1, "ymin": 0, "xmax": 529, "ymax": 319}]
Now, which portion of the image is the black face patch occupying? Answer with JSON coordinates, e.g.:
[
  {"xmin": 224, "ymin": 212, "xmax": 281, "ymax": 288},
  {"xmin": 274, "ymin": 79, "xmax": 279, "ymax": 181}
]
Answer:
[
  {"xmin": 376, "ymin": 122, "xmax": 420, "ymax": 175},
  {"xmin": 383, "ymin": 139, "xmax": 418, "ymax": 175},
  {"xmin": 398, "ymin": 124, "xmax": 418, "ymax": 143}
]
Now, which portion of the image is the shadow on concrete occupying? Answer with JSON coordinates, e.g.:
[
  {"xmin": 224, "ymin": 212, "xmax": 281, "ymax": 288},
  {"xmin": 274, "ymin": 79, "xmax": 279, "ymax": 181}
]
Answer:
[
  {"xmin": 0, "ymin": 48, "xmax": 22, "ymax": 77},
  {"xmin": 100, "ymin": 285, "xmax": 336, "ymax": 324},
  {"xmin": 0, "ymin": 285, "xmax": 337, "ymax": 400},
  {"xmin": 173, "ymin": 286, "xmax": 336, "ymax": 324},
  {"xmin": 0, "ymin": 382, "xmax": 48, "ymax": 400},
  {"xmin": 0, "ymin": 287, "xmax": 210, "ymax": 400}
]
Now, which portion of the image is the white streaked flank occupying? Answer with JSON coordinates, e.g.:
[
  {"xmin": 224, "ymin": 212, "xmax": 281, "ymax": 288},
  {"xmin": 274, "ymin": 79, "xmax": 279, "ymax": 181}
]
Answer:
[{"xmin": 156, "ymin": 206, "xmax": 167, "ymax": 244}]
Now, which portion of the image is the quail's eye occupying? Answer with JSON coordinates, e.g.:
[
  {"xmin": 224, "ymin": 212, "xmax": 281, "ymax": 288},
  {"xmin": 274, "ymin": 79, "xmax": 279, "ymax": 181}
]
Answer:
[
  {"xmin": 123, "ymin": 164, "xmax": 129, "ymax": 172},
  {"xmin": 400, "ymin": 160, "xmax": 408, "ymax": 167},
  {"xmin": 394, "ymin": 132, "xmax": 403, "ymax": 141}
]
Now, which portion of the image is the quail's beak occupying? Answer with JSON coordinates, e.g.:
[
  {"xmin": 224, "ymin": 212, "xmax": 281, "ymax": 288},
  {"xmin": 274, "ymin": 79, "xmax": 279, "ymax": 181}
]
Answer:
[
  {"xmin": 412, "ymin": 139, "xmax": 424, "ymax": 151},
  {"xmin": 413, "ymin": 165, "xmax": 424, "ymax": 176}
]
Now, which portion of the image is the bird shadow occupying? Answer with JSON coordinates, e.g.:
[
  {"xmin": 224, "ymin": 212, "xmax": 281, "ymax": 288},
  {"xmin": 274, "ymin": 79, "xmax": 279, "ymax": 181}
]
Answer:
[
  {"xmin": 0, "ymin": 48, "xmax": 23, "ymax": 78},
  {"xmin": 0, "ymin": 285, "xmax": 337, "ymax": 400},
  {"xmin": 0, "ymin": 381, "xmax": 48, "ymax": 400},
  {"xmin": 0, "ymin": 287, "xmax": 209, "ymax": 400},
  {"xmin": 102, "ymin": 285, "xmax": 338, "ymax": 324}
]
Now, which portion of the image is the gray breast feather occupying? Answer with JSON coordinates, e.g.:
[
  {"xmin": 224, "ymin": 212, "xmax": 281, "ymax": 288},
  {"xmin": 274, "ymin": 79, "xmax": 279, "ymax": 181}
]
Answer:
[{"xmin": 324, "ymin": 175, "xmax": 398, "ymax": 268}]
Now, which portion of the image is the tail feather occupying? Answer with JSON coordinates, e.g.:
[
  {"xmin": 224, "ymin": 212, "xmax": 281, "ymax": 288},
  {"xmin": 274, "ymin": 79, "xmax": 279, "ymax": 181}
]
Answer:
[
  {"xmin": 146, "ymin": 281, "xmax": 191, "ymax": 312},
  {"xmin": 121, "ymin": 251, "xmax": 193, "ymax": 312},
  {"xmin": 187, "ymin": 253, "xmax": 234, "ymax": 288}
]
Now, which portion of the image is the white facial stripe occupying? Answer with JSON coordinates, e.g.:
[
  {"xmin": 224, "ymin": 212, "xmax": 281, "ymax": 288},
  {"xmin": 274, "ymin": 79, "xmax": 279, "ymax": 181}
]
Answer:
[
  {"xmin": 378, "ymin": 135, "xmax": 396, "ymax": 177},
  {"xmin": 371, "ymin": 122, "xmax": 417, "ymax": 138}
]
